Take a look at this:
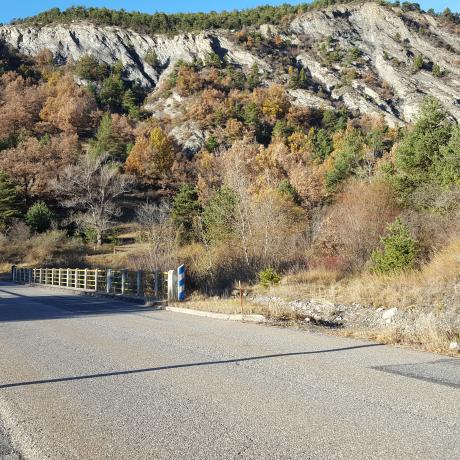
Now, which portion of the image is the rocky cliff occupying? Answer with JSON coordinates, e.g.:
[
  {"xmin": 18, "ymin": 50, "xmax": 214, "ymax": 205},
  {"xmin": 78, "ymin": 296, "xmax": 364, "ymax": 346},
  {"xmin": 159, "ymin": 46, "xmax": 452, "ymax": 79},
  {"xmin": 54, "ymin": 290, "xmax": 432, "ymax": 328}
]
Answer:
[{"xmin": 1, "ymin": 1, "xmax": 459, "ymax": 125}]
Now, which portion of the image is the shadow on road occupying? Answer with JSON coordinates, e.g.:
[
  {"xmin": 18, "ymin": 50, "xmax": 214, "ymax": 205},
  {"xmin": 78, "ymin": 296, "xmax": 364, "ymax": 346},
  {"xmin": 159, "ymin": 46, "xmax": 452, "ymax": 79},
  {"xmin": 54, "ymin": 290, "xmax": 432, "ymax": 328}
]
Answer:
[
  {"xmin": 0, "ymin": 344, "xmax": 383, "ymax": 389},
  {"xmin": 0, "ymin": 283, "xmax": 158, "ymax": 323}
]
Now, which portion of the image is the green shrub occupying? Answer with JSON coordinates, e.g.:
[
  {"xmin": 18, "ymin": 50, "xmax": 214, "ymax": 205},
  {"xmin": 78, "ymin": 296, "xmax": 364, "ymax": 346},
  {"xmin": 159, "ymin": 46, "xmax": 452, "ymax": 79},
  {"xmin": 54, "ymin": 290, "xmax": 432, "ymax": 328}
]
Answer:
[
  {"xmin": 412, "ymin": 54, "xmax": 424, "ymax": 72},
  {"xmin": 259, "ymin": 267, "xmax": 281, "ymax": 286},
  {"xmin": 25, "ymin": 201, "xmax": 54, "ymax": 233},
  {"xmin": 432, "ymin": 64, "xmax": 443, "ymax": 77},
  {"xmin": 144, "ymin": 50, "xmax": 159, "ymax": 68},
  {"xmin": 371, "ymin": 218, "xmax": 418, "ymax": 274}
]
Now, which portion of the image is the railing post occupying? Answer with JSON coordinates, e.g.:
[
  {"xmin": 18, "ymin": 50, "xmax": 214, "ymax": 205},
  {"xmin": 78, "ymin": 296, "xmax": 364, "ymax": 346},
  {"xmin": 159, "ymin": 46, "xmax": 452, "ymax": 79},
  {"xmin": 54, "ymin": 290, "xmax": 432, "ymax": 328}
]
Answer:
[
  {"xmin": 154, "ymin": 270, "xmax": 159, "ymax": 299},
  {"xmin": 28, "ymin": 269, "xmax": 32, "ymax": 284},
  {"xmin": 58, "ymin": 268, "xmax": 62, "ymax": 286},
  {"xmin": 94, "ymin": 269, "xmax": 99, "ymax": 291},
  {"xmin": 11, "ymin": 265, "xmax": 16, "ymax": 281},
  {"xmin": 167, "ymin": 269, "xmax": 177, "ymax": 302},
  {"xmin": 121, "ymin": 269, "xmax": 127, "ymax": 295},
  {"xmin": 106, "ymin": 269, "xmax": 112, "ymax": 293},
  {"xmin": 83, "ymin": 269, "xmax": 88, "ymax": 290},
  {"xmin": 136, "ymin": 271, "xmax": 143, "ymax": 297},
  {"xmin": 67, "ymin": 269, "xmax": 71, "ymax": 287}
]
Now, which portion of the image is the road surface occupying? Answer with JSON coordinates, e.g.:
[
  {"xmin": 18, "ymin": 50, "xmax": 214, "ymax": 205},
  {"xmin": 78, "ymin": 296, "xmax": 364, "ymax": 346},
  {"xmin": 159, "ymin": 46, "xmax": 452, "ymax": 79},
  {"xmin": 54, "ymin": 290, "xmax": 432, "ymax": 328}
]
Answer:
[{"xmin": 0, "ymin": 281, "xmax": 458, "ymax": 459}]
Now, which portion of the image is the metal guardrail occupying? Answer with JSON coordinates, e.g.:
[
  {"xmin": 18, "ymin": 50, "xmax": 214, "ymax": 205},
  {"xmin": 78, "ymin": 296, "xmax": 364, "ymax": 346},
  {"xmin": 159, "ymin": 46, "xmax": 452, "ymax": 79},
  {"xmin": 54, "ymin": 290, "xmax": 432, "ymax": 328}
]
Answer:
[{"xmin": 11, "ymin": 265, "xmax": 185, "ymax": 301}]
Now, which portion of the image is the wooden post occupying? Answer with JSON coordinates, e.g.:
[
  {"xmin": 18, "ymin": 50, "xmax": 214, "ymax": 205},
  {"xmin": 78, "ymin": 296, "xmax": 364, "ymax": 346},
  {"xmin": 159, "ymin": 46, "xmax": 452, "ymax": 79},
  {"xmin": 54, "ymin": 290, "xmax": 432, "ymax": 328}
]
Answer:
[
  {"xmin": 11, "ymin": 265, "xmax": 16, "ymax": 282},
  {"xmin": 67, "ymin": 269, "xmax": 71, "ymax": 287},
  {"xmin": 94, "ymin": 269, "xmax": 99, "ymax": 291},
  {"xmin": 83, "ymin": 269, "xmax": 88, "ymax": 290}
]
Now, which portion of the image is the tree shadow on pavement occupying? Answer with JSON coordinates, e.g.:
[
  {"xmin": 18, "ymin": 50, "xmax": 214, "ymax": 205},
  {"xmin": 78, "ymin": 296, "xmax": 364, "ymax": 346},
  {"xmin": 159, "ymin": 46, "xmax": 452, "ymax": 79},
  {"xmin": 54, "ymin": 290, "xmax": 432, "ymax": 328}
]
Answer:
[{"xmin": 0, "ymin": 343, "xmax": 383, "ymax": 389}]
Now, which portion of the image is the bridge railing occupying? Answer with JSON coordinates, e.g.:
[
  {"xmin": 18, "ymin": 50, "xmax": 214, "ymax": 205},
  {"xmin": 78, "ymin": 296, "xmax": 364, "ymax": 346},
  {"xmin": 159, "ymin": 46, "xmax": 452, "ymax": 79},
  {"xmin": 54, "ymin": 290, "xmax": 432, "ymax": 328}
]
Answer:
[{"xmin": 11, "ymin": 265, "xmax": 186, "ymax": 302}]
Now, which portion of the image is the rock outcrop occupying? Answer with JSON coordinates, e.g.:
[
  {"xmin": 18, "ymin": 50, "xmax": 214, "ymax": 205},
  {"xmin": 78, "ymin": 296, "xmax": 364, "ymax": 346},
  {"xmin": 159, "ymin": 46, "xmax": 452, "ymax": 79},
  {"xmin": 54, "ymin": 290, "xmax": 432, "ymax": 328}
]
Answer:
[{"xmin": 0, "ymin": 2, "xmax": 459, "ymax": 125}]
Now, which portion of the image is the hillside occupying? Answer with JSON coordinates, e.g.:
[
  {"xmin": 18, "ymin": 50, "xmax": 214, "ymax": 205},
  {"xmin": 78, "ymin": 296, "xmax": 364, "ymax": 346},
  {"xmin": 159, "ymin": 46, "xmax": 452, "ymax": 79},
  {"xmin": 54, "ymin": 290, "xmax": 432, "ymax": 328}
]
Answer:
[{"xmin": 0, "ymin": 1, "xmax": 459, "ymax": 125}]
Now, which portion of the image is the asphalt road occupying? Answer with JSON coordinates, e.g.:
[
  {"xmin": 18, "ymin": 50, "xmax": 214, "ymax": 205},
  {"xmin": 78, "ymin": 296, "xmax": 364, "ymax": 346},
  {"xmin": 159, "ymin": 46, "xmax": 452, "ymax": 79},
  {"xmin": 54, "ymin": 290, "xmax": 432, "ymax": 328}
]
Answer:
[{"xmin": 0, "ymin": 282, "xmax": 458, "ymax": 459}]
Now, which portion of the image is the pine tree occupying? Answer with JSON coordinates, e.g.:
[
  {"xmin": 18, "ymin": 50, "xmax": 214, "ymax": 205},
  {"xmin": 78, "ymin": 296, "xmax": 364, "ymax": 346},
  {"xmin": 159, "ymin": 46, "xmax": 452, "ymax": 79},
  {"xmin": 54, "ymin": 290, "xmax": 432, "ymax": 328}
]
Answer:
[
  {"xmin": 202, "ymin": 186, "xmax": 237, "ymax": 244},
  {"xmin": 371, "ymin": 218, "xmax": 418, "ymax": 274},
  {"xmin": 122, "ymin": 89, "xmax": 141, "ymax": 119},
  {"xmin": 247, "ymin": 63, "xmax": 261, "ymax": 90},
  {"xmin": 25, "ymin": 201, "xmax": 54, "ymax": 233},
  {"xmin": 0, "ymin": 172, "xmax": 20, "ymax": 229},
  {"xmin": 100, "ymin": 75, "xmax": 126, "ymax": 111},
  {"xmin": 171, "ymin": 184, "xmax": 201, "ymax": 243},
  {"xmin": 90, "ymin": 113, "xmax": 126, "ymax": 161}
]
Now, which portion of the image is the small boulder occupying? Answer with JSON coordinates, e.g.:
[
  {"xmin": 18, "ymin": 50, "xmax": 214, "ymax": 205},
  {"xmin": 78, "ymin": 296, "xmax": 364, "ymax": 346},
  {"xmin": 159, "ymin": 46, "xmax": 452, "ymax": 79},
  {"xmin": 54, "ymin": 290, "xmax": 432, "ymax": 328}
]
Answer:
[{"xmin": 382, "ymin": 307, "xmax": 398, "ymax": 323}]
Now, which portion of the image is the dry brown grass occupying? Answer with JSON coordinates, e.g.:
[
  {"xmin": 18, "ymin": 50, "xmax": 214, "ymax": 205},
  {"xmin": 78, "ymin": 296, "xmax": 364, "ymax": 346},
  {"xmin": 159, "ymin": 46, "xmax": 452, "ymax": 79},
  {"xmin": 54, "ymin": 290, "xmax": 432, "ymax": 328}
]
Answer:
[
  {"xmin": 263, "ymin": 239, "xmax": 460, "ymax": 310},
  {"xmin": 337, "ymin": 239, "xmax": 460, "ymax": 309},
  {"xmin": 181, "ymin": 294, "xmax": 306, "ymax": 322},
  {"xmin": 283, "ymin": 268, "xmax": 342, "ymax": 285}
]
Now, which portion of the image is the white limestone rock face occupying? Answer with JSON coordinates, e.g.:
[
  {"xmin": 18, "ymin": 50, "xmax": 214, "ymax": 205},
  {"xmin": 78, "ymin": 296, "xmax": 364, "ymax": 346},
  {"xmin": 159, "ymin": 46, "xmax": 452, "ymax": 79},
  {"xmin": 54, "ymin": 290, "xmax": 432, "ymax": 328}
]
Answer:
[
  {"xmin": 0, "ymin": 24, "xmax": 263, "ymax": 88},
  {"xmin": 0, "ymin": 2, "xmax": 459, "ymax": 123}
]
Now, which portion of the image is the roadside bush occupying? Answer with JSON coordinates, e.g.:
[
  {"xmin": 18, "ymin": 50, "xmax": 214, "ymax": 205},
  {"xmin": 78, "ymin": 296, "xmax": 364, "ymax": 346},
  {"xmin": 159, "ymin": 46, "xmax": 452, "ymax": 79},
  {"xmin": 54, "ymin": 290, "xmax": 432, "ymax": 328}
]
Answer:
[
  {"xmin": 26, "ymin": 230, "xmax": 86, "ymax": 267},
  {"xmin": 318, "ymin": 180, "xmax": 400, "ymax": 272},
  {"xmin": 371, "ymin": 218, "xmax": 419, "ymax": 274},
  {"xmin": 259, "ymin": 267, "xmax": 281, "ymax": 286}
]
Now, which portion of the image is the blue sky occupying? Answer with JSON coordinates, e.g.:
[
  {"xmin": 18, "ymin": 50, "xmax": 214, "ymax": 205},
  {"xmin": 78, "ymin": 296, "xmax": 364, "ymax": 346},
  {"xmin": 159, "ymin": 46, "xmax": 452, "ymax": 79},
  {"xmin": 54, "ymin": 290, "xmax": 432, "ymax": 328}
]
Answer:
[{"xmin": 1, "ymin": 1, "xmax": 458, "ymax": 24}]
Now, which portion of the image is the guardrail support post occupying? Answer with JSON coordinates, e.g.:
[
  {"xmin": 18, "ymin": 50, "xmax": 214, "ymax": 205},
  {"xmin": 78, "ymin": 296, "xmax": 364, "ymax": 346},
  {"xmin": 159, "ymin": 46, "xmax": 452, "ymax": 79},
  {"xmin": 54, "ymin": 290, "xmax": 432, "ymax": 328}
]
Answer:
[
  {"xmin": 167, "ymin": 270, "xmax": 177, "ymax": 302},
  {"xmin": 94, "ymin": 269, "xmax": 99, "ymax": 291},
  {"xmin": 136, "ymin": 271, "xmax": 143, "ymax": 297},
  {"xmin": 28, "ymin": 269, "xmax": 32, "ymax": 284},
  {"xmin": 83, "ymin": 269, "xmax": 88, "ymax": 290},
  {"xmin": 66, "ymin": 269, "xmax": 70, "ymax": 287},
  {"xmin": 11, "ymin": 265, "xmax": 16, "ymax": 281},
  {"xmin": 121, "ymin": 269, "xmax": 127, "ymax": 295},
  {"xmin": 106, "ymin": 269, "xmax": 112, "ymax": 293},
  {"xmin": 154, "ymin": 270, "xmax": 159, "ymax": 299}
]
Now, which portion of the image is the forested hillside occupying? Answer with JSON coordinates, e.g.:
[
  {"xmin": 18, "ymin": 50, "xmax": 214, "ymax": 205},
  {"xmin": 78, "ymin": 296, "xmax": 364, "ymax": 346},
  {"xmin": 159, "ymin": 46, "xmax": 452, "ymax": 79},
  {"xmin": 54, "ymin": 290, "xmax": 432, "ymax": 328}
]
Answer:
[
  {"xmin": 11, "ymin": 1, "xmax": 460, "ymax": 35},
  {"xmin": 0, "ymin": 2, "xmax": 458, "ymax": 349}
]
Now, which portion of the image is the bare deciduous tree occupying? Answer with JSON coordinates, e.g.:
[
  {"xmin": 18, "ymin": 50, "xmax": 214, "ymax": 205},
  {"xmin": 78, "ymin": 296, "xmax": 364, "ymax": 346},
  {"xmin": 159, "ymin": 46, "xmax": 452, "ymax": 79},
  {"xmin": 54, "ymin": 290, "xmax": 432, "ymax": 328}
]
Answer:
[
  {"xmin": 136, "ymin": 201, "xmax": 177, "ymax": 270},
  {"xmin": 54, "ymin": 154, "xmax": 133, "ymax": 245}
]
